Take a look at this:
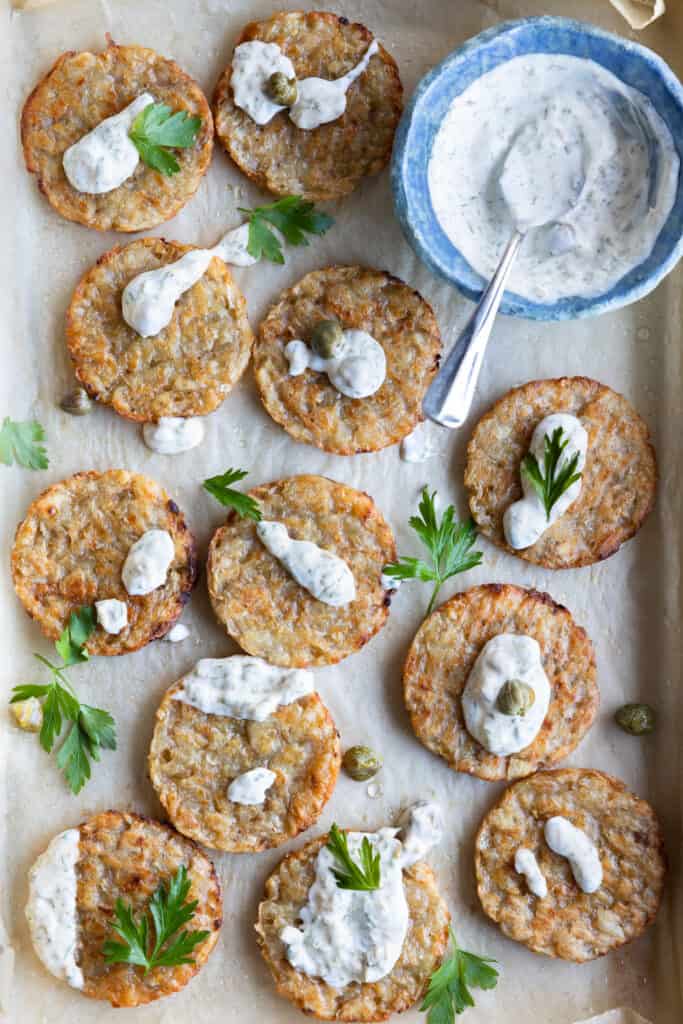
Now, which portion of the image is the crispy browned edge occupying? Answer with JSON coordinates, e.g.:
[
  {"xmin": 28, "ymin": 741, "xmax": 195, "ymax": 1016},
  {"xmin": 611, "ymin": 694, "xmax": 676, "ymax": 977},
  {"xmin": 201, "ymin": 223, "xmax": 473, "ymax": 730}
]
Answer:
[
  {"xmin": 11, "ymin": 470, "xmax": 199, "ymax": 654},
  {"xmin": 473, "ymin": 768, "xmax": 668, "ymax": 961},
  {"xmin": 77, "ymin": 810, "xmax": 222, "ymax": 1006},
  {"xmin": 464, "ymin": 376, "xmax": 658, "ymax": 569},
  {"xmin": 148, "ymin": 684, "xmax": 342, "ymax": 852},
  {"xmin": 21, "ymin": 41, "xmax": 214, "ymax": 231},
  {"xmin": 212, "ymin": 11, "xmax": 403, "ymax": 200}
]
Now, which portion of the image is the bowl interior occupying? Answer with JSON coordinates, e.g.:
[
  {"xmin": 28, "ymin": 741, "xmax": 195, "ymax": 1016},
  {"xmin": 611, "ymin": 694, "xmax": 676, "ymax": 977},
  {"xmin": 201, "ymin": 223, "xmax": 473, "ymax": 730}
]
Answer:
[{"xmin": 391, "ymin": 16, "xmax": 683, "ymax": 320}]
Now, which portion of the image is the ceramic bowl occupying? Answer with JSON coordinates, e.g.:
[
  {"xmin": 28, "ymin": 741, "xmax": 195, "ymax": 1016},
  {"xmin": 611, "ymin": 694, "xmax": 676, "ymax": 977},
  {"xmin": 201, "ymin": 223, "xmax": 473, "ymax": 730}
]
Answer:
[{"xmin": 391, "ymin": 16, "xmax": 683, "ymax": 320}]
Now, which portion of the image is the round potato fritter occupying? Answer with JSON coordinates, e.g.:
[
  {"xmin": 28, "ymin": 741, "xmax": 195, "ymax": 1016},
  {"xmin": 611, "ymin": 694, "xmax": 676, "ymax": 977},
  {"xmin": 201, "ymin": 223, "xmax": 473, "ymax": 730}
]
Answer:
[
  {"xmin": 149, "ymin": 686, "xmax": 341, "ymax": 852},
  {"xmin": 207, "ymin": 475, "xmax": 395, "ymax": 667},
  {"xmin": 403, "ymin": 584, "xmax": 598, "ymax": 781},
  {"xmin": 255, "ymin": 835, "xmax": 450, "ymax": 1020},
  {"xmin": 66, "ymin": 238, "xmax": 254, "ymax": 421},
  {"xmin": 75, "ymin": 811, "xmax": 221, "ymax": 1006},
  {"xmin": 475, "ymin": 769, "xmax": 666, "ymax": 962},
  {"xmin": 464, "ymin": 377, "xmax": 657, "ymax": 569},
  {"xmin": 254, "ymin": 266, "xmax": 441, "ymax": 455},
  {"xmin": 11, "ymin": 470, "xmax": 197, "ymax": 656},
  {"xmin": 21, "ymin": 43, "xmax": 213, "ymax": 231},
  {"xmin": 213, "ymin": 11, "xmax": 403, "ymax": 200}
]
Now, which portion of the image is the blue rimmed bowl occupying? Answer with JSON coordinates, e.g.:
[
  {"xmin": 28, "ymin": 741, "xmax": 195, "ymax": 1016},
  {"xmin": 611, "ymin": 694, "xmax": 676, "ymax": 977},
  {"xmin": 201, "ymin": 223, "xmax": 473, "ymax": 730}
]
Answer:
[{"xmin": 391, "ymin": 16, "xmax": 683, "ymax": 320}]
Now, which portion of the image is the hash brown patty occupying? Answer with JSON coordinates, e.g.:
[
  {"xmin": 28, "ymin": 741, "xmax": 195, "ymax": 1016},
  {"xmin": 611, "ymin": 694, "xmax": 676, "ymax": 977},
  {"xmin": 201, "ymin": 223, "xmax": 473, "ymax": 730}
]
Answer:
[
  {"xmin": 21, "ymin": 43, "xmax": 213, "ymax": 231},
  {"xmin": 11, "ymin": 470, "xmax": 197, "ymax": 656},
  {"xmin": 149, "ymin": 686, "xmax": 341, "ymax": 852},
  {"xmin": 403, "ymin": 584, "xmax": 598, "ymax": 781},
  {"xmin": 66, "ymin": 238, "xmax": 254, "ymax": 421},
  {"xmin": 464, "ymin": 377, "xmax": 657, "ymax": 569},
  {"xmin": 27, "ymin": 811, "xmax": 221, "ymax": 1006},
  {"xmin": 254, "ymin": 266, "xmax": 442, "ymax": 455},
  {"xmin": 255, "ymin": 834, "xmax": 450, "ymax": 1020},
  {"xmin": 206, "ymin": 475, "xmax": 396, "ymax": 667},
  {"xmin": 475, "ymin": 769, "xmax": 666, "ymax": 961},
  {"xmin": 213, "ymin": 11, "xmax": 402, "ymax": 200}
]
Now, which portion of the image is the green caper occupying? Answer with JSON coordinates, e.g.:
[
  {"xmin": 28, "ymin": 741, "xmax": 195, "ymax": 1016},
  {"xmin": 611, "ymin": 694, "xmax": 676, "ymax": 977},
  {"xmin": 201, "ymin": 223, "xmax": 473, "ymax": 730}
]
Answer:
[
  {"xmin": 615, "ymin": 703, "xmax": 655, "ymax": 736},
  {"xmin": 267, "ymin": 71, "xmax": 298, "ymax": 107},
  {"xmin": 310, "ymin": 319, "xmax": 344, "ymax": 359},
  {"xmin": 60, "ymin": 386, "xmax": 92, "ymax": 416},
  {"xmin": 343, "ymin": 745, "xmax": 382, "ymax": 782},
  {"xmin": 496, "ymin": 679, "xmax": 535, "ymax": 717}
]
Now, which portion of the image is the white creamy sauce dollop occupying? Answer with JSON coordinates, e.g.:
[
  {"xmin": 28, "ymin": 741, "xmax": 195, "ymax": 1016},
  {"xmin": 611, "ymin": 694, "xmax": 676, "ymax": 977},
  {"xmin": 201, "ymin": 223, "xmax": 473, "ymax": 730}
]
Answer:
[
  {"xmin": 544, "ymin": 816, "xmax": 603, "ymax": 894},
  {"xmin": 461, "ymin": 633, "xmax": 551, "ymax": 756},
  {"xmin": 514, "ymin": 847, "xmax": 548, "ymax": 899},
  {"xmin": 166, "ymin": 623, "xmax": 190, "ymax": 643},
  {"xmin": 174, "ymin": 656, "xmax": 314, "ymax": 722},
  {"xmin": 280, "ymin": 802, "xmax": 441, "ymax": 988},
  {"xmin": 26, "ymin": 829, "xmax": 83, "ymax": 989},
  {"xmin": 504, "ymin": 412, "xmax": 587, "ymax": 550},
  {"xmin": 122, "ymin": 529, "xmax": 174, "ymax": 596},
  {"xmin": 63, "ymin": 93, "xmax": 154, "ymax": 195},
  {"xmin": 428, "ymin": 55, "xmax": 679, "ymax": 303},
  {"xmin": 231, "ymin": 39, "xmax": 379, "ymax": 130},
  {"xmin": 122, "ymin": 223, "xmax": 257, "ymax": 338},
  {"xmin": 95, "ymin": 598, "xmax": 128, "ymax": 635},
  {"xmin": 142, "ymin": 417, "xmax": 205, "ymax": 455},
  {"xmin": 285, "ymin": 330, "xmax": 386, "ymax": 400},
  {"xmin": 228, "ymin": 766, "xmax": 277, "ymax": 805},
  {"xmin": 399, "ymin": 421, "xmax": 441, "ymax": 463},
  {"xmin": 257, "ymin": 521, "xmax": 356, "ymax": 606}
]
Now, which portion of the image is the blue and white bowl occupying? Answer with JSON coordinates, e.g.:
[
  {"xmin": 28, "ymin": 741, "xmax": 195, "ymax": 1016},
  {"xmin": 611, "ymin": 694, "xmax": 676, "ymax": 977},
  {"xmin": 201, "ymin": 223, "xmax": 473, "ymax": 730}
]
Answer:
[{"xmin": 391, "ymin": 16, "xmax": 683, "ymax": 320}]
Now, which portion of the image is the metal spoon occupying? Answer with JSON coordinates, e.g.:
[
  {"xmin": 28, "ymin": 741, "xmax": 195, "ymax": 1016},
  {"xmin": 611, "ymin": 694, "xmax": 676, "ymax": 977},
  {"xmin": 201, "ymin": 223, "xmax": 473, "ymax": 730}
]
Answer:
[{"xmin": 423, "ymin": 121, "xmax": 585, "ymax": 429}]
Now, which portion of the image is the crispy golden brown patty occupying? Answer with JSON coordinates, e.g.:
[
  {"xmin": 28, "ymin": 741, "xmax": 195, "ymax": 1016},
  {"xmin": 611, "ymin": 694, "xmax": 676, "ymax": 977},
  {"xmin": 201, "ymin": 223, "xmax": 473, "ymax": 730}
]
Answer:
[
  {"xmin": 149, "ymin": 686, "xmax": 341, "ymax": 852},
  {"xmin": 213, "ymin": 11, "xmax": 402, "ymax": 200},
  {"xmin": 21, "ymin": 43, "xmax": 213, "ymax": 231},
  {"xmin": 403, "ymin": 584, "xmax": 598, "ymax": 781},
  {"xmin": 464, "ymin": 377, "xmax": 657, "ymax": 569},
  {"xmin": 255, "ymin": 834, "xmax": 450, "ymax": 1020},
  {"xmin": 475, "ymin": 769, "xmax": 665, "ymax": 961},
  {"xmin": 66, "ymin": 238, "xmax": 254, "ymax": 421},
  {"xmin": 11, "ymin": 470, "xmax": 197, "ymax": 655},
  {"xmin": 254, "ymin": 266, "xmax": 441, "ymax": 454},
  {"xmin": 74, "ymin": 811, "xmax": 221, "ymax": 1006},
  {"xmin": 207, "ymin": 475, "xmax": 395, "ymax": 667}
]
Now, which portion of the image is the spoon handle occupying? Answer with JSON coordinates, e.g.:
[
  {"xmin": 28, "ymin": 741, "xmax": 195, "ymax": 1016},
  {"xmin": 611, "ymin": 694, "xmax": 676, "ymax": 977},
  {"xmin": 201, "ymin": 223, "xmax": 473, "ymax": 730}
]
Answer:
[{"xmin": 423, "ymin": 230, "xmax": 524, "ymax": 429}]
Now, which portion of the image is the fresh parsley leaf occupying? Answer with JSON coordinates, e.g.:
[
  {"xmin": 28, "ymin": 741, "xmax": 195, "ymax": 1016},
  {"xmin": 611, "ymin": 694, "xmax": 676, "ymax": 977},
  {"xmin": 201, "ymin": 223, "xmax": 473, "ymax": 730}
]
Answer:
[
  {"xmin": 129, "ymin": 102, "xmax": 202, "ymax": 177},
  {"xmin": 326, "ymin": 823, "xmax": 381, "ymax": 892},
  {"xmin": 0, "ymin": 417, "xmax": 48, "ymax": 469},
  {"xmin": 238, "ymin": 196, "xmax": 334, "ymax": 264},
  {"xmin": 521, "ymin": 426, "xmax": 582, "ymax": 520},
  {"xmin": 382, "ymin": 488, "xmax": 483, "ymax": 615},
  {"xmin": 55, "ymin": 605, "xmax": 96, "ymax": 666},
  {"xmin": 103, "ymin": 865, "xmax": 211, "ymax": 973},
  {"xmin": 421, "ymin": 930, "xmax": 499, "ymax": 1023},
  {"xmin": 203, "ymin": 468, "xmax": 262, "ymax": 521},
  {"xmin": 9, "ymin": 610, "xmax": 116, "ymax": 793}
]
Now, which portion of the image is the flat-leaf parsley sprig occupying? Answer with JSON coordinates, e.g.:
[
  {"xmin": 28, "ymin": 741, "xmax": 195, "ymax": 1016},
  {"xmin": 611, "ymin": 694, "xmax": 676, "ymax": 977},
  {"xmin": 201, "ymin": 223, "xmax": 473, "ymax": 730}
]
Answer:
[
  {"xmin": 421, "ymin": 930, "xmax": 499, "ymax": 1023},
  {"xmin": 103, "ymin": 865, "xmax": 210, "ymax": 974},
  {"xmin": 238, "ymin": 195, "xmax": 334, "ymax": 264},
  {"xmin": 203, "ymin": 467, "xmax": 262, "ymax": 522},
  {"xmin": 10, "ymin": 607, "xmax": 116, "ymax": 794},
  {"xmin": 0, "ymin": 417, "xmax": 48, "ymax": 469},
  {"xmin": 326, "ymin": 824, "xmax": 381, "ymax": 892},
  {"xmin": 521, "ymin": 425, "xmax": 582, "ymax": 520},
  {"xmin": 382, "ymin": 488, "xmax": 483, "ymax": 615},
  {"xmin": 129, "ymin": 102, "xmax": 202, "ymax": 176}
]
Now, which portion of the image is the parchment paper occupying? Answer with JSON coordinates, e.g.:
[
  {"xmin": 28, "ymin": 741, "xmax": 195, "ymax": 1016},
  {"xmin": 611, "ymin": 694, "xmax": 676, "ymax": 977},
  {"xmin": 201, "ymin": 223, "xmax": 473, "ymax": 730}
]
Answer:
[{"xmin": 1, "ymin": 1, "xmax": 682, "ymax": 1021}]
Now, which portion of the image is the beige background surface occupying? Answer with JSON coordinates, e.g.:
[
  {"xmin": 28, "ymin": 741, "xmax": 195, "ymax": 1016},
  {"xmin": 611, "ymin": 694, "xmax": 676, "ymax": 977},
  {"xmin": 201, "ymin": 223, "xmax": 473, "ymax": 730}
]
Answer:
[{"xmin": 0, "ymin": 0, "xmax": 681, "ymax": 1021}]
